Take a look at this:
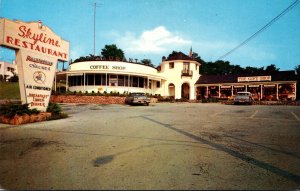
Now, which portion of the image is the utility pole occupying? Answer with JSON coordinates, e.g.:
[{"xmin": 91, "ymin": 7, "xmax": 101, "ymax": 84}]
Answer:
[
  {"xmin": 93, "ymin": 2, "xmax": 96, "ymax": 56},
  {"xmin": 91, "ymin": 2, "xmax": 102, "ymax": 56}
]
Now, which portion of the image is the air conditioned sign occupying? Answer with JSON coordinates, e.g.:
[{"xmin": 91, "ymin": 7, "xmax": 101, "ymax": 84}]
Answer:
[{"xmin": 0, "ymin": 18, "xmax": 69, "ymax": 111}]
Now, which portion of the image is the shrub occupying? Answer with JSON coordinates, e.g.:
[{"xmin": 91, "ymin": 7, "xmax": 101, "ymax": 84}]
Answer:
[
  {"xmin": 46, "ymin": 102, "xmax": 68, "ymax": 120},
  {"xmin": 46, "ymin": 102, "xmax": 62, "ymax": 116},
  {"xmin": 0, "ymin": 104, "xmax": 40, "ymax": 118}
]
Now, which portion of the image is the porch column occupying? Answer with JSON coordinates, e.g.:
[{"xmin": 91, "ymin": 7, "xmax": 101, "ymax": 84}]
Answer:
[
  {"xmin": 128, "ymin": 74, "xmax": 130, "ymax": 92},
  {"xmin": 294, "ymin": 82, "xmax": 297, "ymax": 100},
  {"xmin": 260, "ymin": 85, "xmax": 263, "ymax": 99},
  {"xmin": 245, "ymin": 85, "xmax": 247, "ymax": 92},
  {"xmin": 105, "ymin": 72, "xmax": 108, "ymax": 92},
  {"xmin": 54, "ymin": 73, "xmax": 57, "ymax": 92},
  {"xmin": 218, "ymin": 85, "xmax": 221, "ymax": 98},
  {"xmin": 66, "ymin": 74, "xmax": 69, "ymax": 91},
  {"xmin": 276, "ymin": 84, "xmax": 279, "ymax": 100},
  {"xmin": 206, "ymin": 86, "xmax": 208, "ymax": 98},
  {"xmin": 231, "ymin": 85, "xmax": 233, "ymax": 96},
  {"xmin": 147, "ymin": 77, "xmax": 149, "ymax": 94},
  {"xmin": 83, "ymin": 72, "xmax": 86, "ymax": 91}
]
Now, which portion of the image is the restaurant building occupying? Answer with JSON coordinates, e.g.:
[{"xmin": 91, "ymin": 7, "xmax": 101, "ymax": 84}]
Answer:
[
  {"xmin": 196, "ymin": 71, "xmax": 297, "ymax": 101},
  {"xmin": 55, "ymin": 51, "xmax": 297, "ymax": 101},
  {"xmin": 55, "ymin": 51, "xmax": 201, "ymax": 100}
]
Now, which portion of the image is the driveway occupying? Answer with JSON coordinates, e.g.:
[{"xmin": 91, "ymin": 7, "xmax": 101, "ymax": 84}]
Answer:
[{"xmin": 0, "ymin": 103, "xmax": 299, "ymax": 189}]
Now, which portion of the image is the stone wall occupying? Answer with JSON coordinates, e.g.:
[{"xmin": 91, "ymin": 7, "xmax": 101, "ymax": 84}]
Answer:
[
  {"xmin": 0, "ymin": 113, "xmax": 52, "ymax": 125},
  {"xmin": 50, "ymin": 95, "xmax": 126, "ymax": 104},
  {"xmin": 50, "ymin": 95, "xmax": 158, "ymax": 104}
]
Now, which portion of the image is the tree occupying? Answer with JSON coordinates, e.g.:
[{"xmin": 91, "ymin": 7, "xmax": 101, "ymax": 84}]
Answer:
[
  {"xmin": 265, "ymin": 64, "xmax": 279, "ymax": 73},
  {"xmin": 294, "ymin": 65, "xmax": 300, "ymax": 75},
  {"xmin": 101, "ymin": 44, "xmax": 125, "ymax": 60},
  {"xmin": 141, "ymin": 59, "xmax": 154, "ymax": 67}
]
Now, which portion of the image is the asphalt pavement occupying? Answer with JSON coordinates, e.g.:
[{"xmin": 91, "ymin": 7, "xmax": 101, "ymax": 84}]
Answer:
[{"xmin": 0, "ymin": 103, "xmax": 299, "ymax": 189}]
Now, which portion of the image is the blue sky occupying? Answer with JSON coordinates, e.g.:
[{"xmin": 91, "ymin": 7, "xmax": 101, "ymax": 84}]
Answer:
[{"xmin": 0, "ymin": 0, "xmax": 299, "ymax": 70}]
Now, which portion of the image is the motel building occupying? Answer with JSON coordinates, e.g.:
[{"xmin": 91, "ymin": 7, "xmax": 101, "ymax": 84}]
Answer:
[
  {"xmin": 55, "ymin": 51, "xmax": 297, "ymax": 101},
  {"xmin": 0, "ymin": 60, "xmax": 18, "ymax": 81}
]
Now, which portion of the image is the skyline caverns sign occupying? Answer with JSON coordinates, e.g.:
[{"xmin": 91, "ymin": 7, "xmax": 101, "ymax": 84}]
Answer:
[{"xmin": 0, "ymin": 18, "xmax": 69, "ymax": 111}]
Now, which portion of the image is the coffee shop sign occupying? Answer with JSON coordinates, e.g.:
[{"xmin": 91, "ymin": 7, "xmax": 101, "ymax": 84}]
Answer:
[{"xmin": 90, "ymin": 65, "xmax": 126, "ymax": 70}]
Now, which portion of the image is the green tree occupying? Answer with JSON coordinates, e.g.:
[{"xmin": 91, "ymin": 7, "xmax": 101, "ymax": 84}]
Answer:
[
  {"xmin": 265, "ymin": 64, "xmax": 279, "ymax": 73},
  {"xmin": 101, "ymin": 44, "xmax": 125, "ymax": 60},
  {"xmin": 141, "ymin": 59, "xmax": 154, "ymax": 67}
]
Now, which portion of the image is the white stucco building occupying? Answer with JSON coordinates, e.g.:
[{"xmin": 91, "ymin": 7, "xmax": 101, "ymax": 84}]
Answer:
[
  {"xmin": 157, "ymin": 51, "xmax": 200, "ymax": 100},
  {"xmin": 55, "ymin": 50, "xmax": 298, "ymax": 101},
  {"xmin": 56, "ymin": 51, "xmax": 201, "ymax": 100},
  {"xmin": 0, "ymin": 60, "xmax": 18, "ymax": 81}
]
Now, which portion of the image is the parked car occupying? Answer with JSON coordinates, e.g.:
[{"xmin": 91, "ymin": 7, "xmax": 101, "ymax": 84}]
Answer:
[
  {"xmin": 234, "ymin": 92, "xmax": 253, "ymax": 105},
  {"xmin": 125, "ymin": 92, "xmax": 151, "ymax": 106}
]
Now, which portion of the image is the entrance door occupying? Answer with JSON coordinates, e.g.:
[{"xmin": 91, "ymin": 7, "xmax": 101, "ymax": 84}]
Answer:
[{"xmin": 181, "ymin": 83, "xmax": 190, "ymax": 99}]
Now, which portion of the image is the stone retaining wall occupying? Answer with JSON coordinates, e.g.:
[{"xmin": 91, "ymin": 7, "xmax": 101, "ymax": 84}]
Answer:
[
  {"xmin": 50, "ymin": 95, "xmax": 126, "ymax": 104},
  {"xmin": 50, "ymin": 95, "xmax": 158, "ymax": 104},
  {"xmin": 0, "ymin": 113, "xmax": 52, "ymax": 125}
]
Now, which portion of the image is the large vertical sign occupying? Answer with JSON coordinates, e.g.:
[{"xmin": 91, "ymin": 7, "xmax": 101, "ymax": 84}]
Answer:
[{"xmin": 0, "ymin": 18, "xmax": 69, "ymax": 111}]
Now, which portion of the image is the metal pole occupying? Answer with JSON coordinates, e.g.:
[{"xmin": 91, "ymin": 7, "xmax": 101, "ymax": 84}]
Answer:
[
  {"xmin": 93, "ymin": 3, "xmax": 96, "ymax": 56},
  {"xmin": 276, "ymin": 84, "xmax": 279, "ymax": 100}
]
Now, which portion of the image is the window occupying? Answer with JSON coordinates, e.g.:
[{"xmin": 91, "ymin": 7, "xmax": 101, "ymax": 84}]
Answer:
[
  {"xmin": 138, "ymin": 77, "xmax": 145, "ymax": 88},
  {"xmin": 195, "ymin": 64, "xmax": 198, "ymax": 70},
  {"xmin": 169, "ymin": 62, "xmax": 174, "ymax": 69},
  {"xmin": 95, "ymin": 74, "xmax": 102, "ymax": 85},
  {"xmin": 118, "ymin": 75, "xmax": 125, "ymax": 86},
  {"xmin": 109, "ymin": 75, "xmax": 117, "ymax": 86},
  {"xmin": 183, "ymin": 62, "xmax": 190, "ymax": 72},
  {"xmin": 157, "ymin": 81, "xmax": 160, "ymax": 88}
]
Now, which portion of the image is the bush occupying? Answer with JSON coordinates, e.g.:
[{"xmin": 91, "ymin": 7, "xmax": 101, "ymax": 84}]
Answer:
[
  {"xmin": 47, "ymin": 102, "xmax": 68, "ymax": 120},
  {"xmin": 46, "ymin": 102, "xmax": 62, "ymax": 116},
  {"xmin": 175, "ymin": 98, "xmax": 189, "ymax": 102},
  {"xmin": 0, "ymin": 104, "xmax": 40, "ymax": 118}
]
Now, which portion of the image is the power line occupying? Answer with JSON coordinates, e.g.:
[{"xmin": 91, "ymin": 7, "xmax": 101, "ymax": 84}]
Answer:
[{"xmin": 217, "ymin": 0, "xmax": 300, "ymax": 61}]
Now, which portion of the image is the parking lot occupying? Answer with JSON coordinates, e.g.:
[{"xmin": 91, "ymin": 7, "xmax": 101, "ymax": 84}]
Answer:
[{"xmin": 0, "ymin": 103, "xmax": 300, "ymax": 189}]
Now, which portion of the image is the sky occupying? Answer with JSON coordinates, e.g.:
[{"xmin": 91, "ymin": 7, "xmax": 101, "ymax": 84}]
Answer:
[{"xmin": 0, "ymin": 0, "xmax": 299, "ymax": 71}]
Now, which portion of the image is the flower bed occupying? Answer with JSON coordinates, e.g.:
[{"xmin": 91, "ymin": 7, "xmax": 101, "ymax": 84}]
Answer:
[{"xmin": 0, "ymin": 112, "xmax": 52, "ymax": 125}]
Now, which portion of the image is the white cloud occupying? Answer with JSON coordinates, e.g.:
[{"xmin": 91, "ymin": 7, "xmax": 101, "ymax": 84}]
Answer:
[
  {"xmin": 70, "ymin": 45, "xmax": 86, "ymax": 60},
  {"xmin": 116, "ymin": 26, "xmax": 191, "ymax": 53}
]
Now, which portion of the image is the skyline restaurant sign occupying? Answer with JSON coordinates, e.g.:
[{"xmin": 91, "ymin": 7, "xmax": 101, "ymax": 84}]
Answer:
[{"xmin": 0, "ymin": 18, "xmax": 69, "ymax": 111}]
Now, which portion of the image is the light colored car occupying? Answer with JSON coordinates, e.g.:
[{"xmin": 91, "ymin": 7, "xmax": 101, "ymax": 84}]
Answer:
[
  {"xmin": 234, "ymin": 92, "xmax": 253, "ymax": 105},
  {"xmin": 125, "ymin": 92, "xmax": 150, "ymax": 106}
]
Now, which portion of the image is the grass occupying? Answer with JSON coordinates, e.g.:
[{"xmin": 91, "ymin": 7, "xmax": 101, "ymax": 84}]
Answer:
[{"xmin": 0, "ymin": 82, "xmax": 20, "ymax": 99}]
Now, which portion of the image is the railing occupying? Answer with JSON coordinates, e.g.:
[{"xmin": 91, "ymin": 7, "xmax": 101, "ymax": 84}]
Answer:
[{"xmin": 181, "ymin": 70, "xmax": 193, "ymax": 76}]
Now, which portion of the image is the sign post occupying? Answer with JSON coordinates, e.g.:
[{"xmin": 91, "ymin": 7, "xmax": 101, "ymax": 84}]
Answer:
[{"xmin": 0, "ymin": 18, "xmax": 69, "ymax": 111}]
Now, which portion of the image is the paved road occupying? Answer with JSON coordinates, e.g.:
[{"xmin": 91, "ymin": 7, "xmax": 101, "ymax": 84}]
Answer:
[{"xmin": 0, "ymin": 103, "xmax": 300, "ymax": 189}]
